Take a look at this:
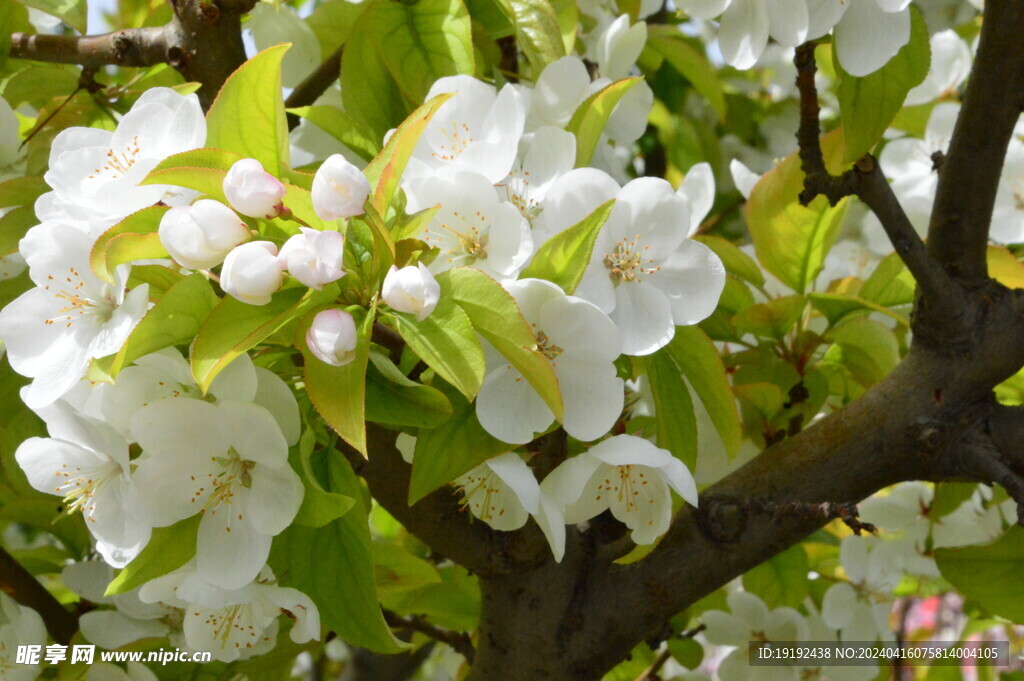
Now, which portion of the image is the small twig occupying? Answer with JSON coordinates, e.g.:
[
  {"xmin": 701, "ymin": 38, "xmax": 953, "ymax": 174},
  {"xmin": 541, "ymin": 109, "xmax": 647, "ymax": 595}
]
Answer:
[
  {"xmin": 634, "ymin": 624, "xmax": 706, "ymax": 681},
  {"xmin": 792, "ymin": 42, "xmax": 958, "ymax": 311},
  {"xmin": 9, "ymin": 28, "xmax": 172, "ymax": 68},
  {"xmin": 382, "ymin": 609, "xmax": 475, "ymax": 663},
  {"xmin": 0, "ymin": 546, "xmax": 77, "ymax": 643},
  {"xmin": 285, "ymin": 46, "xmax": 344, "ymax": 130}
]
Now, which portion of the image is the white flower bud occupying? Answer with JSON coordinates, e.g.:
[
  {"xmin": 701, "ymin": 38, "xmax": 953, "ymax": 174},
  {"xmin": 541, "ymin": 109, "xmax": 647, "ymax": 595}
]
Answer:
[
  {"xmin": 223, "ymin": 158, "xmax": 287, "ymax": 219},
  {"xmin": 278, "ymin": 227, "xmax": 346, "ymax": 290},
  {"xmin": 221, "ymin": 241, "xmax": 285, "ymax": 305},
  {"xmin": 382, "ymin": 263, "xmax": 440, "ymax": 321},
  {"xmin": 311, "ymin": 154, "xmax": 370, "ymax": 221},
  {"xmin": 158, "ymin": 200, "xmax": 251, "ymax": 270},
  {"xmin": 306, "ymin": 308, "xmax": 358, "ymax": 366}
]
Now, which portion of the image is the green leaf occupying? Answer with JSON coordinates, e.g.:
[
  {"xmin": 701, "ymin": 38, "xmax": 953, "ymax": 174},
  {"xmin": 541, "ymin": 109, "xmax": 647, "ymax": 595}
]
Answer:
[
  {"xmin": 666, "ymin": 326, "xmax": 742, "ymax": 458},
  {"xmin": 520, "ymin": 199, "xmax": 615, "ymax": 294},
  {"xmin": 145, "ymin": 147, "xmax": 243, "ymax": 176},
  {"xmin": 409, "ymin": 380, "xmax": 510, "ymax": 504},
  {"xmin": 269, "ymin": 454, "xmax": 408, "ymax": 653},
  {"xmin": 363, "ymin": 92, "xmax": 454, "ymax": 215},
  {"xmin": 372, "ymin": 0, "xmax": 475, "ymax": 105},
  {"xmin": 502, "ymin": 0, "xmax": 566, "ymax": 72},
  {"xmin": 637, "ymin": 351, "xmax": 697, "ymax": 469},
  {"xmin": 89, "ymin": 205, "xmax": 169, "ymax": 282},
  {"xmin": 859, "ymin": 252, "xmax": 916, "ymax": 308},
  {"xmin": 668, "ymin": 638, "xmax": 704, "ymax": 671},
  {"xmin": 566, "ymin": 77, "xmax": 642, "ymax": 167},
  {"xmin": 365, "ymin": 352, "xmax": 453, "ymax": 428},
  {"xmin": 647, "ymin": 26, "xmax": 726, "ymax": 122},
  {"xmin": 694, "ymin": 235, "xmax": 764, "ymax": 288},
  {"xmin": 440, "ymin": 267, "xmax": 563, "ymax": 420},
  {"xmin": 0, "ymin": 206, "xmax": 37, "ymax": 257},
  {"xmin": 807, "ymin": 292, "xmax": 907, "ymax": 327},
  {"xmin": 374, "ymin": 543, "xmax": 442, "ymax": 597},
  {"xmin": 0, "ymin": 175, "xmax": 48, "ymax": 208},
  {"xmin": 341, "ymin": 3, "xmax": 412, "ymax": 137},
  {"xmin": 936, "ymin": 526, "xmax": 1024, "ymax": 624},
  {"xmin": 742, "ymin": 545, "xmax": 809, "ymax": 608},
  {"xmin": 389, "ymin": 301, "xmax": 484, "ymax": 401},
  {"xmin": 105, "ymin": 516, "xmax": 201, "ymax": 595},
  {"xmin": 292, "ymin": 429, "xmax": 356, "ymax": 528},
  {"xmin": 732, "ymin": 295, "xmax": 806, "ymax": 340},
  {"xmin": 191, "ymin": 287, "xmax": 327, "ymax": 392},
  {"xmin": 18, "ymin": 0, "xmax": 85, "ymax": 32},
  {"xmin": 298, "ymin": 307, "xmax": 372, "ymax": 456},
  {"xmin": 287, "ymin": 105, "xmax": 381, "ymax": 163},
  {"xmin": 206, "ymin": 44, "xmax": 291, "ymax": 173},
  {"xmin": 931, "ymin": 482, "xmax": 978, "ymax": 519},
  {"xmin": 380, "ymin": 563, "xmax": 480, "ymax": 632},
  {"xmin": 835, "ymin": 7, "xmax": 930, "ymax": 163},
  {"xmin": 822, "ymin": 317, "xmax": 900, "ymax": 388},
  {"xmin": 106, "ymin": 274, "xmax": 220, "ymax": 379}
]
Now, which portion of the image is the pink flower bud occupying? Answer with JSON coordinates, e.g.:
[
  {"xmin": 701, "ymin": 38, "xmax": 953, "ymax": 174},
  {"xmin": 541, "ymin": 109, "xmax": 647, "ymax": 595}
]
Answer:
[
  {"xmin": 311, "ymin": 154, "xmax": 370, "ymax": 221},
  {"xmin": 278, "ymin": 228, "xmax": 346, "ymax": 290},
  {"xmin": 382, "ymin": 263, "xmax": 440, "ymax": 321},
  {"xmin": 158, "ymin": 200, "xmax": 250, "ymax": 270},
  {"xmin": 306, "ymin": 308, "xmax": 358, "ymax": 366},
  {"xmin": 220, "ymin": 241, "xmax": 285, "ymax": 305},
  {"xmin": 223, "ymin": 158, "xmax": 287, "ymax": 219}
]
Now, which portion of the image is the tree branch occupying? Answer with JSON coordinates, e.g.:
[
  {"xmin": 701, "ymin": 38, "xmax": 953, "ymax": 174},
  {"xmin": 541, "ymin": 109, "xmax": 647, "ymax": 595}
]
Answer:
[
  {"xmin": 285, "ymin": 46, "xmax": 343, "ymax": 131},
  {"xmin": 383, "ymin": 609, "xmax": 475, "ymax": 663},
  {"xmin": 927, "ymin": 0, "xmax": 1024, "ymax": 284},
  {"xmin": 9, "ymin": 29, "xmax": 172, "ymax": 68},
  {"xmin": 0, "ymin": 546, "xmax": 77, "ymax": 644},
  {"xmin": 7, "ymin": 0, "xmax": 257, "ymax": 109},
  {"xmin": 342, "ymin": 426, "xmax": 549, "ymax": 578},
  {"xmin": 792, "ymin": 42, "xmax": 959, "ymax": 314}
]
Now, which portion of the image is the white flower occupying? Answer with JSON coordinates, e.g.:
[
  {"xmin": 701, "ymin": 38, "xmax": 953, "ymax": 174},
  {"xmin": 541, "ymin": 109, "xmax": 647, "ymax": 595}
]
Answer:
[
  {"xmin": 528, "ymin": 57, "xmax": 594, "ymax": 130},
  {"xmin": 454, "ymin": 452, "xmax": 566, "ymax": 561},
  {"xmin": 382, "ymin": 263, "xmax": 440, "ymax": 320},
  {"xmin": 821, "ymin": 535, "xmax": 898, "ymax": 642},
  {"xmin": 221, "ymin": 241, "xmax": 285, "ymax": 305},
  {"xmin": 904, "ymin": 29, "xmax": 972, "ymax": 106},
  {"xmin": 677, "ymin": 162, "xmax": 716, "ymax": 236},
  {"xmin": 678, "ymin": 0, "xmax": 809, "ymax": 70},
  {"xmin": 138, "ymin": 565, "xmax": 320, "ymax": 663},
  {"xmin": 131, "ymin": 399, "xmax": 303, "ymax": 589},
  {"xmin": 476, "ymin": 279, "xmax": 624, "ymax": 444},
  {"xmin": 278, "ymin": 227, "xmax": 346, "ymax": 290},
  {"xmin": 39, "ymin": 87, "xmax": 205, "ymax": 226},
  {"xmin": 404, "ymin": 168, "xmax": 532, "ymax": 279},
  {"xmin": 501, "ymin": 127, "xmax": 577, "ymax": 223},
  {"xmin": 223, "ymin": 158, "xmax": 287, "ymax": 219},
  {"xmin": 69, "ymin": 347, "xmax": 300, "ymax": 446},
  {"xmin": 569, "ymin": 175, "xmax": 726, "ymax": 355},
  {"xmin": 405, "ymin": 75, "xmax": 526, "ymax": 184},
  {"xmin": 311, "ymin": 154, "xmax": 370, "ymax": 221},
  {"xmin": 809, "ymin": 0, "xmax": 912, "ymax": 77},
  {"xmin": 306, "ymin": 308, "xmax": 358, "ymax": 366},
  {"xmin": 542, "ymin": 434, "xmax": 697, "ymax": 544},
  {"xmin": 595, "ymin": 15, "xmax": 647, "ymax": 81},
  {"xmin": 158, "ymin": 199, "xmax": 251, "ymax": 270},
  {"xmin": 0, "ymin": 592, "xmax": 47, "ymax": 681},
  {"xmin": 16, "ymin": 400, "xmax": 150, "ymax": 567},
  {"xmin": 63, "ymin": 561, "xmax": 174, "ymax": 650},
  {"xmin": 0, "ymin": 221, "xmax": 149, "ymax": 408},
  {"xmin": 701, "ymin": 591, "xmax": 809, "ymax": 681}
]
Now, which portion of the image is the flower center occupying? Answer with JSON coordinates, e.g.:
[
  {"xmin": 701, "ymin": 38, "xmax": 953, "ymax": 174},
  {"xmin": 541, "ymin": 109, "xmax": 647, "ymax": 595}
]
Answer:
[
  {"xmin": 430, "ymin": 120, "xmax": 475, "ymax": 162},
  {"xmin": 196, "ymin": 448, "xmax": 255, "ymax": 517},
  {"xmin": 425, "ymin": 210, "xmax": 490, "ymax": 264},
  {"xmin": 42, "ymin": 267, "xmax": 116, "ymax": 328},
  {"xmin": 54, "ymin": 459, "xmax": 121, "ymax": 521},
  {"xmin": 503, "ymin": 170, "xmax": 542, "ymax": 222},
  {"xmin": 535, "ymin": 331, "xmax": 563, "ymax": 361},
  {"xmin": 604, "ymin": 234, "xmax": 660, "ymax": 284},
  {"xmin": 90, "ymin": 135, "xmax": 142, "ymax": 180},
  {"xmin": 456, "ymin": 468, "xmax": 505, "ymax": 521}
]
